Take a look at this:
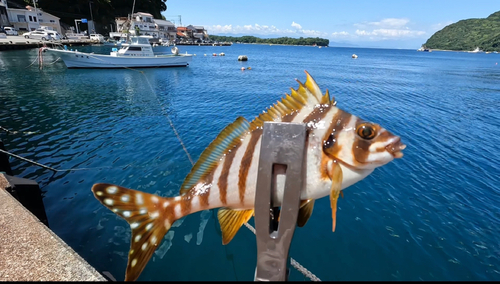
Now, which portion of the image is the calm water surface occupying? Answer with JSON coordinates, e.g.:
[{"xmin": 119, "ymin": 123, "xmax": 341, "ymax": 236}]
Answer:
[{"xmin": 0, "ymin": 44, "xmax": 499, "ymax": 281}]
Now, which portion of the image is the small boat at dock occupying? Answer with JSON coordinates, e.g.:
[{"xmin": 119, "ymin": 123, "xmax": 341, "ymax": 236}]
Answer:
[{"xmin": 45, "ymin": 36, "xmax": 192, "ymax": 69}]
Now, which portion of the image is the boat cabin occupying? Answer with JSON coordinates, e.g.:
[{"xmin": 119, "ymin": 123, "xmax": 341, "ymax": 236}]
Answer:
[{"xmin": 111, "ymin": 36, "xmax": 154, "ymax": 57}]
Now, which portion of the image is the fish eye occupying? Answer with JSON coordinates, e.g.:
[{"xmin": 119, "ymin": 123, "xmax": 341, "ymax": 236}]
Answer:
[{"xmin": 356, "ymin": 123, "xmax": 377, "ymax": 140}]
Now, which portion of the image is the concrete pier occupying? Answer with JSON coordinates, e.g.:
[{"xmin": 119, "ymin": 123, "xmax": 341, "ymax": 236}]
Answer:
[
  {"xmin": 0, "ymin": 174, "xmax": 106, "ymax": 281},
  {"xmin": 0, "ymin": 35, "xmax": 94, "ymax": 51}
]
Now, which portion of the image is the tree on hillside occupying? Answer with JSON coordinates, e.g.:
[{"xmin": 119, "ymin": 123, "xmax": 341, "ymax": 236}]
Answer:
[{"xmin": 7, "ymin": 0, "xmax": 167, "ymax": 34}]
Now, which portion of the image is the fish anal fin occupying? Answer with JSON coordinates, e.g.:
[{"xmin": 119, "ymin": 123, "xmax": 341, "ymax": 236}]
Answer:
[
  {"xmin": 180, "ymin": 116, "xmax": 250, "ymax": 195},
  {"xmin": 217, "ymin": 208, "xmax": 254, "ymax": 245},
  {"xmin": 92, "ymin": 183, "xmax": 183, "ymax": 281},
  {"xmin": 329, "ymin": 162, "xmax": 343, "ymax": 232},
  {"xmin": 297, "ymin": 199, "xmax": 315, "ymax": 227}
]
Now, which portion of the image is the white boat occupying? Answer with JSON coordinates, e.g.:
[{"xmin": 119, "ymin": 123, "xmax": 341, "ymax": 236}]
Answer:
[
  {"xmin": 469, "ymin": 47, "xmax": 483, "ymax": 53},
  {"xmin": 45, "ymin": 36, "xmax": 192, "ymax": 69}
]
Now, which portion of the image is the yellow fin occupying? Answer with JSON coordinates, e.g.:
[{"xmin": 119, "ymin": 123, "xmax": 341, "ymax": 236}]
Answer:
[
  {"xmin": 248, "ymin": 71, "xmax": 327, "ymax": 131},
  {"xmin": 329, "ymin": 162, "xmax": 343, "ymax": 232},
  {"xmin": 297, "ymin": 199, "xmax": 315, "ymax": 227},
  {"xmin": 304, "ymin": 70, "xmax": 323, "ymax": 102},
  {"xmin": 180, "ymin": 116, "xmax": 250, "ymax": 195},
  {"xmin": 217, "ymin": 208, "xmax": 254, "ymax": 245},
  {"xmin": 321, "ymin": 89, "xmax": 331, "ymax": 105}
]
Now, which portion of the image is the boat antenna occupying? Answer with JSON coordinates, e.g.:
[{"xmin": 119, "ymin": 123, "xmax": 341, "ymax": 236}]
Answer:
[{"xmin": 126, "ymin": 0, "xmax": 136, "ymax": 42}]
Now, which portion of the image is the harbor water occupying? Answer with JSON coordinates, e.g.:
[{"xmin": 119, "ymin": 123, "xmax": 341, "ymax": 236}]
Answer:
[{"xmin": 0, "ymin": 44, "xmax": 499, "ymax": 281}]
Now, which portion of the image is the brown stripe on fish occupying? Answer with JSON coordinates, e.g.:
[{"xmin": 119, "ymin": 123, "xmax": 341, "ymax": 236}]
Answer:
[
  {"xmin": 199, "ymin": 171, "xmax": 214, "ymax": 207},
  {"xmin": 302, "ymin": 104, "xmax": 333, "ymax": 126},
  {"xmin": 218, "ymin": 143, "xmax": 241, "ymax": 205},
  {"xmin": 238, "ymin": 129, "xmax": 263, "ymax": 205},
  {"xmin": 180, "ymin": 194, "xmax": 192, "ymax": 216},
  {"xmin": 322, "ymin": 109, "xmax": 353, "ymax": 157},
  {"xmin": 281, "ymin": 110, "xmax": 299, "ymax": 122}
]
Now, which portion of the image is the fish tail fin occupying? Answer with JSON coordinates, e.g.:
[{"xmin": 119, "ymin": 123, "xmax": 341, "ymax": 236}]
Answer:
[{"xmin": 92, "ymin": 183, "xmax": 184, "ymax": 281}]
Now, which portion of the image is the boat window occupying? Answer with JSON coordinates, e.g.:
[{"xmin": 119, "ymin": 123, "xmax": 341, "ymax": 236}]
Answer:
[
  {"xmin": 130, "ymin": 37, "xmax": 150, "ymax": 45},
  {"xmin": 128, "ymin": 46, "xmax": 142, "ymax": 51}
]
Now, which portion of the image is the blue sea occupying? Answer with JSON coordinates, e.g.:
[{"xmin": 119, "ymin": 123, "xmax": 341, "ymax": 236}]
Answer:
[{"xmin": 0, "ymin": 43, "xmax": 499, "ymax": 281}]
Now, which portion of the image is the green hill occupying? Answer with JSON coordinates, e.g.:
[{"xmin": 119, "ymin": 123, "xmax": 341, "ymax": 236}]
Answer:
[{"xmin": 424, "ymin": 11, "xmax": 500, "ymax": 52}]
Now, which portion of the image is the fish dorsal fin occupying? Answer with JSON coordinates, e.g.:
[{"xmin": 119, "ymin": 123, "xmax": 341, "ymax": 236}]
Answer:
[
  {"xmin": 249, "ymin": 70, "xmax": 332, "ymax": 130},
  {"xmin": 217, "ymin": 208, "xmax": 254, "ymax": 245},
  {"xmin": 180, "ymin": 116, "xmax": 250, "ymax": 195}
]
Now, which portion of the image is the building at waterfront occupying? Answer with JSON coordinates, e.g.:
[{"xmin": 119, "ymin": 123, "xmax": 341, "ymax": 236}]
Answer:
[
  {"xmin": 109, "ymin": 11, "xmax": 207, "ymax": 44},
  {"xmin": 2, "ymin": 2, "xmax": 61, "ymax": 34}
]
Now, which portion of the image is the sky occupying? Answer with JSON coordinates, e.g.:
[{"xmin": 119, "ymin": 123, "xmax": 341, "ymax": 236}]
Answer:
[{"xmin": 162, "ymin": 0, "xmax": 500, "ymax": 49}]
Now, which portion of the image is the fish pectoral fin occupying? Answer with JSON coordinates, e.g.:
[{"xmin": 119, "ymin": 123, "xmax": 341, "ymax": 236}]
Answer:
[
  {"xmin": 329, "ymin": 162, "xmax": 343, "ymax": 232},
  {"xmin": 92, "ymin": 183, "xmax": 181, "ymax": 281},
  {"xmin": 217, "ymin": 208, "xmax": 254, "ymax": 245},
  {"xmin": 297, "ymin": 199, "xmax": 315, "ymax": 227}
]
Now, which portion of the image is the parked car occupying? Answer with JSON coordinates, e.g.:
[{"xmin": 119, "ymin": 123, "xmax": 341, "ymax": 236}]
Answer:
[
  {"xmin": 89, "ymin": 33, "xmax": 105, "ymax": 43},
  {"xmin": 36, "ymin": 29, "xmax": 61, "ymax": 40},
  {"xmin": 24, "ymin": 30, "xmax": 52, "ymax": 41},
  {"xmin": 0, "ymin": 27, "xmax": 6, "ymax": 38},
  {"xmin": 3, "ymin": 27, "xmax": 18, "ymax": 36}
]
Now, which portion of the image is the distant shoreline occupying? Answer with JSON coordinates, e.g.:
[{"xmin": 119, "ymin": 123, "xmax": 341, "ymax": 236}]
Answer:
[{"xmin": 427, "ymin": 48, "xmax": 497, "ymax": 53}]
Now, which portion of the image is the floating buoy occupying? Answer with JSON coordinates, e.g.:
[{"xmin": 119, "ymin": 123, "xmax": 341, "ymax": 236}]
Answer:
[
  {"xmin": 213, "ymin": 53, "xmax": 217, "ymax": 56},
  {"xmin": 247, "ymin": 67, "xmax": 251, "ymax": 70},
  {"xmin": 219, "ymin": 52, "xmax": 225, "ymax": 56},
  {"xmin": 238, "ymin": 55, "xmax": 248, "ymax": 61},
  {"xmin": 352, "ymin": 54, "xmax": 358, "ymax": 59},
  {"xmin": 204, "ymin": 54, "xmax": 206, "ymax": 56},
  {"xmin": 241, "ymin": 67, "xmax": 245, "ymax": 71}
]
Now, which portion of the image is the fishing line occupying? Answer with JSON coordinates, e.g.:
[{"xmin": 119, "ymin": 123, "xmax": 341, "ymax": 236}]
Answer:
[
  {"xmin": 0, "ymin": 148, "xmax": 111, "ymax": 172},
  {"xmin": 0, "ymin": 125, "xmax": 12, "ymax": 133}
]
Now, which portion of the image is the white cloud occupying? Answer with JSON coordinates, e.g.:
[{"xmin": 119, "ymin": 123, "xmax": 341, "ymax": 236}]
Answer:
[
  {"xmin": 291, "ymin": 21, "xmax": 302, "ymax": 30},
  {"xmin": 207, "ymin": 23, "xmax": 327, "ymax": 37},
  {"xmin": 353, "ymin": 18, "xmax": 426, "ymax": 40},
  {"xmin": 210, "ymin": 24, "xmax": 233, "ymax": 33},
  {"xmin": 355, "ymin": 28, "xmax": 425, "ymax": 39},
  {"xmin": 331, "ymin": 31, "xmax": 349, "ymax": 37},
  {"xmin": 368, "ymin": 18, "xmax": 410, "ymax": 28}
]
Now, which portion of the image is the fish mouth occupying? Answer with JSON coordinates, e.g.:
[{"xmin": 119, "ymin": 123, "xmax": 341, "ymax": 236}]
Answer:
[{"xmin": 386, "ymin": 138, "xmax": 406, "ymax": 159}]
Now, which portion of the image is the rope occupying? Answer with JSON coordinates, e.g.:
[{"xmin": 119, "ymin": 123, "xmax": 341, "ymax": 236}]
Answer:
[
  {"xmin": 46, "ymin": 57, "xmax": 61, "ymax": 65},
  {"xmin": 0, "ymin": 125, "xmax": 12, "ymax": 133},
  {"xmin": 0, "ymin": 148, "xmax": 109, "ymax": 172}
]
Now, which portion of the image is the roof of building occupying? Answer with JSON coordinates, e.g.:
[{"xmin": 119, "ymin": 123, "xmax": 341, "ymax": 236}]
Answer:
[
  {"xmin": 154, "ymin": 19, "xmax": 174, "ymax": 26},
  {"xmin": 176, "ymin": 31, "xmax": 187, "ymax": 37},
  {"xmin": 134, "ymin": 12, "xmax": 153, "ymax": 17},
  {"xmin": 7, "ymin": 7, "xmax": 60, "ymax": 19}
]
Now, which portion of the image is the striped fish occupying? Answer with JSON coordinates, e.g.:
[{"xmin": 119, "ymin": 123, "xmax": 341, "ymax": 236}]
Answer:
[{"xmin": 92, "ymin": 71, "xmax": 406, "ymax": 281}]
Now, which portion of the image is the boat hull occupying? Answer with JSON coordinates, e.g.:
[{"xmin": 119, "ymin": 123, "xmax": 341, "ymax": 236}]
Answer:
[{"xmin": 46, "ymin": 49, "xmax": 192, "ymax": 69}]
